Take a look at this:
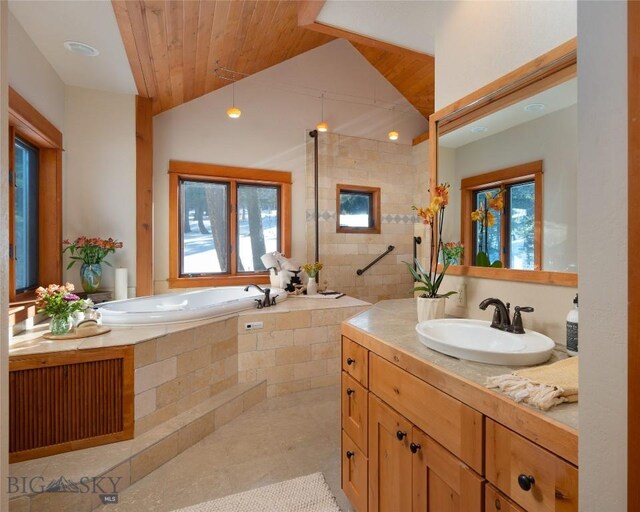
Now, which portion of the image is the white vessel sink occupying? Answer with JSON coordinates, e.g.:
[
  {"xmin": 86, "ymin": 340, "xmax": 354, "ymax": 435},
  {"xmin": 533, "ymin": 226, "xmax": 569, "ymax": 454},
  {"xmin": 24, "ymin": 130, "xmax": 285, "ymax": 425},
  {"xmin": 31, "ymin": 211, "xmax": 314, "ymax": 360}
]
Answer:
[{"xmin": 415, "ymin": 319, "xmax": 555, "ymax": 366}]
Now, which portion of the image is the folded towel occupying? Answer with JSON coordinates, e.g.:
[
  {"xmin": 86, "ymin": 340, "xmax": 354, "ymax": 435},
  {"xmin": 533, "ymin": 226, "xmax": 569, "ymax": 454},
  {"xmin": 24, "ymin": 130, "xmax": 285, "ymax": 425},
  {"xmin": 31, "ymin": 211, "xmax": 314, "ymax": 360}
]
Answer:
[{"xmin": 486, "ymin": 356, "xmax": 578, "ymax": 411}]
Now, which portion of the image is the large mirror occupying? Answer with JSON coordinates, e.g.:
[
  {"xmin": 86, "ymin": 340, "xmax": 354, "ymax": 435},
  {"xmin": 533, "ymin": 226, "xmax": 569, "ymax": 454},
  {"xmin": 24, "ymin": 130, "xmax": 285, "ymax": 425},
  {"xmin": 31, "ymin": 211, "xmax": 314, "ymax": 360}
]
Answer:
[{"xmin": 431, "ymin": 40, "xmax": 577, "ymax": 286}]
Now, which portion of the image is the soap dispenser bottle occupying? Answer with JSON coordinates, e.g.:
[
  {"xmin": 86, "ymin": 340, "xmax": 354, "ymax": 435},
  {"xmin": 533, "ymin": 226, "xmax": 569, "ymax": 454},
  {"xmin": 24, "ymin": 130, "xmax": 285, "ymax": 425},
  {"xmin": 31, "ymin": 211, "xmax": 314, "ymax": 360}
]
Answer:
[{"xmin": 566, "ymin": 294, "xmax": 579, "ymax": 356}]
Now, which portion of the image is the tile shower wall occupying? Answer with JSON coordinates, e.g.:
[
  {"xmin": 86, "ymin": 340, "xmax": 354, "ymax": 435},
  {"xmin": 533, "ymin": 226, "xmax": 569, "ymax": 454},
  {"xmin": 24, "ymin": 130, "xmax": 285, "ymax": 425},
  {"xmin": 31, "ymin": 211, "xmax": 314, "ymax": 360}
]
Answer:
[{"xmin": 306, "ymin": 133, "xmax": 421, "ymax": 304}]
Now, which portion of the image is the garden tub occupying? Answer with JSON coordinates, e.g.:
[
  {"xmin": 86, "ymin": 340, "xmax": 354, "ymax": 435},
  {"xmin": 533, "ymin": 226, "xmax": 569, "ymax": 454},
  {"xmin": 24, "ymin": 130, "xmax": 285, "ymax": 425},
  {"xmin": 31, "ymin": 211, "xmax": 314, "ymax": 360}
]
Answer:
[{"xmin": 98, "ymin": 286, "xmax": 287, "ymax": 326}]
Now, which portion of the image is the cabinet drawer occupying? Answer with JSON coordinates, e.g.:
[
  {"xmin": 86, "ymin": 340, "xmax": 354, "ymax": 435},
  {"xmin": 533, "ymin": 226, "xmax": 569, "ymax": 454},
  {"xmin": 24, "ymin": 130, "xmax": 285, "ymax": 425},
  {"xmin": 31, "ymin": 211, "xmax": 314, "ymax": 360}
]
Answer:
[
  {"xmin": 342, "ymin": 430, "xmax": 368, "ymax": 512},
  {"xmin": 342, "ymin": 372, "xmax": 368, "ymax": 453},
  {"xmin": 342, "ymin": 336, "xmax": 369, "ymax": 387},
  {"xmin": 486, "ymin": 420, "xmax": 578, "ymax": 512},
  {"xmin": 485, "ymin": 484, "xmax": 526, "ymax": 512},
  {"xmin": 369, "ymin": 354, "xmax": 483, "ymax": 473}
]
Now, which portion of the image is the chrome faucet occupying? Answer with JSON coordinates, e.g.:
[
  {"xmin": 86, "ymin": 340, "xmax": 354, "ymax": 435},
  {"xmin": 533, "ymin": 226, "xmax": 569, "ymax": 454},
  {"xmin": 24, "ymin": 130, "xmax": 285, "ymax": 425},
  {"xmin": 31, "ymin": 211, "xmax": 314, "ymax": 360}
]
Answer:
[
  {"xmin": 479, "ymin": 298, "xmax": 511, "ymax": 331},
  {"xmin": 244, "ymin": 284, "xmax": 272, "ymax": 308}
]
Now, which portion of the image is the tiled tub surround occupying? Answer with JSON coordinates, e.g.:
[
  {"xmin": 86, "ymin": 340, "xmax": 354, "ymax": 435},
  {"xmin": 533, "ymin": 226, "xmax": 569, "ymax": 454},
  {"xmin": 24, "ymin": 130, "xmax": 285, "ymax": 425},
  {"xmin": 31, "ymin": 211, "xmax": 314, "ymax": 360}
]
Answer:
[
  {"xmin": 236, "ymin": 297, "xmax": 369, "ymax": 397},
  {"xmin": 305, "ymin": 132, "xmax": 420, "ymax": 304},
  {"xmin": 8, "ymin": 296, "xmax": 368, "ymax": 511}
]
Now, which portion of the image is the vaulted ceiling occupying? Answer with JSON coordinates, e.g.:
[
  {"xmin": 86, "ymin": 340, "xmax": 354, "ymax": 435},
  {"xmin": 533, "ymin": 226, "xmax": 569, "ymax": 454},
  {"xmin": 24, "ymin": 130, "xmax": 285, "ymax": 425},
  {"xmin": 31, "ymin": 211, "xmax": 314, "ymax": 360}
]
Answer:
[{"xmin": 112, "ymin": 0, "xmax": 435, "ymax": 118}]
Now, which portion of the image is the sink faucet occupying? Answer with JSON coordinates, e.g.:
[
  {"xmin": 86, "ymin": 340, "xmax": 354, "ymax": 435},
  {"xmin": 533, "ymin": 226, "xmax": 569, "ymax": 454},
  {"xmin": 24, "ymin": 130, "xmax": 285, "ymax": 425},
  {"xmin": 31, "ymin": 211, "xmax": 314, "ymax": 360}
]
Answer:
[
  {"xmin": 244, "ymin": 284, "xmax": 272, "ymax": 308},
  {"xmin": 479, "ymin": 298, "xmax": 511, "ymax": 331}
]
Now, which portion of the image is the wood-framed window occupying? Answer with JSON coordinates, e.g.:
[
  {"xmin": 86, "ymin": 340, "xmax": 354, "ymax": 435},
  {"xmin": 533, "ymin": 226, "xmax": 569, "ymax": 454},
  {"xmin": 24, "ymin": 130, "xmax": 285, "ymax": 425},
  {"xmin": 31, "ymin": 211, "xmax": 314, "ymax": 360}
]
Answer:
[
  {"xmin": 336, "ymin": 184, "xmax": 381, "ymax": 234},
  {"xmin": 169, "ymin": 160, "xmax": 292, "ymax": 288},
  {"xmin": 8, "ymin": 88, "xmax": 63, "ymax": 315},
  {"xmin": 461, "ymin": 161, "xmax": 543, "ymax": 270}
]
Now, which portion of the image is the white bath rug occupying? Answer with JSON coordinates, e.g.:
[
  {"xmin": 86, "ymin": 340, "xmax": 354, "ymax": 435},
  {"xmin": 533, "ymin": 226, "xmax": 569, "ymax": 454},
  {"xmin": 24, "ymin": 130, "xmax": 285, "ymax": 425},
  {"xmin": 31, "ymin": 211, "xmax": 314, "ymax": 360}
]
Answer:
[{"xmin": 173, "ymin": 472, "xmax": 341, "ymax": 512}]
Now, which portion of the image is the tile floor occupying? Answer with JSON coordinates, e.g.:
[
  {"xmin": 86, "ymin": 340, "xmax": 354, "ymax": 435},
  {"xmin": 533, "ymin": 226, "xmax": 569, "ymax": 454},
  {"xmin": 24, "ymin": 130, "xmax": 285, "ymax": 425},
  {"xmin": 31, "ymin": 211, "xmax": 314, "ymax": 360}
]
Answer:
[{"xmin": 99, "ymin": 385, "xmax": 351, "ymax": 511}]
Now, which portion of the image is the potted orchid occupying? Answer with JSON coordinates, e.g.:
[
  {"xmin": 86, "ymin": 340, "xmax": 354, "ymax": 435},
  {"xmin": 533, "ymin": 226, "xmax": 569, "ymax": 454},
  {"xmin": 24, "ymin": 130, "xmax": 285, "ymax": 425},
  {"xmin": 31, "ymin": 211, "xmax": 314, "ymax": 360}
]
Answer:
[
  {"xmin": 406, "ymin": 183, "xmax": 457, "ymax": 321},
  {"xmin": 36, "ymin": 283, "xmax": 88, "ymax": 335},
  {"xmin": 63, "ymin": 237, "xmax": 123, "ymax": 292},
  {"xmin": 471, "ymin": 190, "xmax": 505, "ymax": 267}
]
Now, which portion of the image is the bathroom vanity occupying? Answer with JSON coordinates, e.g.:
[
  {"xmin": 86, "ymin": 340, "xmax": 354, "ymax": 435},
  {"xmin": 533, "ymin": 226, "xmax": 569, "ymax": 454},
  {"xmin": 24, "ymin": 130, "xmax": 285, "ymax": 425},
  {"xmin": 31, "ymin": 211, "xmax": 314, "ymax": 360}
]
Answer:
[{"xmin": 340, "ymin": 299, "xmax": 578, "ymax": 512}]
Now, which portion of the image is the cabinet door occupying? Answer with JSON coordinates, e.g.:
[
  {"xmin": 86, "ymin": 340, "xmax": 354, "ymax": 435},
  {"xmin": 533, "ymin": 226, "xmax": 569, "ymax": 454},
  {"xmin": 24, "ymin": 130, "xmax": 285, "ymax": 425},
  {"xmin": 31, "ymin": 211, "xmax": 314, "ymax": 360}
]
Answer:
[
  {"xmin": 342, "ymin": 430, "xmax": 368, "ymax": 512},
  {"xmin": 411, "ymin": 428, "xmax": 483, "ymax": 512},
  {"xmin": 342, "ymin": 372, "xmax": 368, "ymax": 453},
  {"xmin": 369, "ymin": 394, "xmax": 413, "ymax": 512}
]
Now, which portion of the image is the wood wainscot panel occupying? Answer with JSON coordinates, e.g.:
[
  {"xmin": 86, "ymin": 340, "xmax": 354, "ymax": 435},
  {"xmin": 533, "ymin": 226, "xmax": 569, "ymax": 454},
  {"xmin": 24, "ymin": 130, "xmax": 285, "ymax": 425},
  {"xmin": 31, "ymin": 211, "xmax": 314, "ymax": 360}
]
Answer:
[{"xmin": 9, "ymin": 346, "xmax": 134, "ymax": 462}]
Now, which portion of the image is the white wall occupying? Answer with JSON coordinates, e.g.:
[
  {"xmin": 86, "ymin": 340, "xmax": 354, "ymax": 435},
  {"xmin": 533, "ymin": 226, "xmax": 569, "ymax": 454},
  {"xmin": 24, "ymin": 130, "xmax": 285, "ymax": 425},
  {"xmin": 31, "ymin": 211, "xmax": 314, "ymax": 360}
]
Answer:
[
  {"xmin": 153, "ymin": 39, "xmax": 427, "ymax": 292},
  {"xmin": 63, "ymin": 86, "xmax": 136, "ymax": 295},
  {"xmin": 435, "ymin": 1, "xmax": 576, "ymax": 109},
  {"xmin": 578, "ymin": 2, "xmax": 627, "ymax": 509},
  {"xmin": 7, "ymin": 11, "xmax": 65, "ymax": 131}
]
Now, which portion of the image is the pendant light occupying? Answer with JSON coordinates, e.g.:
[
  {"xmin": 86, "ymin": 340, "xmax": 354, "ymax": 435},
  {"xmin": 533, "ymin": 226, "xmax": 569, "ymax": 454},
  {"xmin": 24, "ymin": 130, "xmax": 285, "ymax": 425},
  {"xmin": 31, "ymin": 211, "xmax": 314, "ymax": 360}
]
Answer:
[
  {"xmin": 227, "ymin": 80, "xmax": 241, "ymax": 119},
  {"xmin": 388, "ymin": 106, "xmax": 399, "ymax": 141},
  {"xmin": 316, "ymin": 92, "xmax": 328, "ymax": 132}
]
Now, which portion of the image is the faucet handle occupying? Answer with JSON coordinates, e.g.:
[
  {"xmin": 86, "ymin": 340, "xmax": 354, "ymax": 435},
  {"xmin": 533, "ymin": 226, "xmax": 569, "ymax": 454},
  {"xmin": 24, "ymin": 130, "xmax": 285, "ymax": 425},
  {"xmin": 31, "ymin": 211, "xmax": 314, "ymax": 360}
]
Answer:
[
  {"xmin": 254, "ymin": 299, "xmax": 263, "ymax": 310},
  {"xmin": 510, "ymin": 306, "xmax": 534, "ymax": 334}
]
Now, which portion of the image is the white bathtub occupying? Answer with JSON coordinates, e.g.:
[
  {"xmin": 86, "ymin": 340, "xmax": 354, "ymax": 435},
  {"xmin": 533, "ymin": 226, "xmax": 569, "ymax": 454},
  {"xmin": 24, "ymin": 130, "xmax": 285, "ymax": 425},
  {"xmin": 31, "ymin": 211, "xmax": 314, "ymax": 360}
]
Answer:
[{"xmin": 98, "ymin": 286, "xmax": 288, "ymax": 326}]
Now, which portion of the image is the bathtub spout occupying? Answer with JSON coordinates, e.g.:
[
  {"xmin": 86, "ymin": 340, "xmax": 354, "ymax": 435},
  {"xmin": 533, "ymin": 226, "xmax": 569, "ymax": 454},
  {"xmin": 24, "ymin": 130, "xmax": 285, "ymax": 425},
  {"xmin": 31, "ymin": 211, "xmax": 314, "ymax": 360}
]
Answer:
[{"xmin": 244, "ymin": 284, "xmax": 272, "ymax": 308}]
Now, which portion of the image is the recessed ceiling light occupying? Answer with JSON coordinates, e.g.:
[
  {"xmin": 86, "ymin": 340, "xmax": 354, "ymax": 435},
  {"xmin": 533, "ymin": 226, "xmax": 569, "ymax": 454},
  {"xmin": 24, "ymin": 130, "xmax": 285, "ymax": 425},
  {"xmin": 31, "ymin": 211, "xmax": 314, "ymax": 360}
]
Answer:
[
  {"xmin": 470, "ymin": 126, "xmax": 488, "ymax": 133},
  {"xmin": 524, "ymin": 103, "xmax": 546, "ymax": 113},
  {"xmin": 63, "ymin": 41, "xmax": 99, "ymax": 57}
]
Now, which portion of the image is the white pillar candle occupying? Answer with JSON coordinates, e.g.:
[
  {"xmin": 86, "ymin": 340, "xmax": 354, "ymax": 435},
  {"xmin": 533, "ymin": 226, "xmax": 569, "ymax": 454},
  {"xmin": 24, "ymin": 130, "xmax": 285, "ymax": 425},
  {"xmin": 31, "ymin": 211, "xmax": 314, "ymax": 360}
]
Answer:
[{"xmin": 114, "ymin": 268, "xmax": 128, "ymax": 301}]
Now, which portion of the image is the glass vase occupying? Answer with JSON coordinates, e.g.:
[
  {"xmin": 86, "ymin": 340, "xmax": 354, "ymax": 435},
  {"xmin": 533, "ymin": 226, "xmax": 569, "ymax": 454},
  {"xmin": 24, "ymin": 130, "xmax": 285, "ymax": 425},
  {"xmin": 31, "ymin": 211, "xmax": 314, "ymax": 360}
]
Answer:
[
  {"xmin": 50, "ymin": 314, "xmax": 72, "ymax": 336},
  {"xmin": 80, "ymin": 263, "xmax": 102, "ymax": 293}
]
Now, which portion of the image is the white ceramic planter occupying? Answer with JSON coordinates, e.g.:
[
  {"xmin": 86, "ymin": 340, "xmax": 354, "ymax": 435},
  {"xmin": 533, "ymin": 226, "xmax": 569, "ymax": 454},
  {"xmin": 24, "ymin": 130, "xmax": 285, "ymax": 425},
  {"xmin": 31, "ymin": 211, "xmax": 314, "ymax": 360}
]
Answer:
[
  {"xmin": 416, "ymin": 296, "xmax": 446, "ymax": 322},
  {"xmin": 307, "ymin": 278, "xmax": 318, "ymax": 296}
]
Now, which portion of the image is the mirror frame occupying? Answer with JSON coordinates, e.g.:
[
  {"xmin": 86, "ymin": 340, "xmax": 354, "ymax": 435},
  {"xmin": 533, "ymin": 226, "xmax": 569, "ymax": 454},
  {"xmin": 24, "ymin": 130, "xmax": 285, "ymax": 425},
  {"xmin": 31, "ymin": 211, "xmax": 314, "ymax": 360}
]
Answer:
[{"xmin": 429, "ymin": 38, "xmax": 578, "ymax": 287}]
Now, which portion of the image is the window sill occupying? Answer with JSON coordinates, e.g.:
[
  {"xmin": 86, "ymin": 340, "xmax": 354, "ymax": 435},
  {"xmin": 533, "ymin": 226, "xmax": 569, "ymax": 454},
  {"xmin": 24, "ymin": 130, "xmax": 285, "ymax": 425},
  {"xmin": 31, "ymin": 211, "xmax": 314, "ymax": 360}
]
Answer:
[{"xmin": 168, "ymin": 274, "xmax": 271, "ymax": 289}]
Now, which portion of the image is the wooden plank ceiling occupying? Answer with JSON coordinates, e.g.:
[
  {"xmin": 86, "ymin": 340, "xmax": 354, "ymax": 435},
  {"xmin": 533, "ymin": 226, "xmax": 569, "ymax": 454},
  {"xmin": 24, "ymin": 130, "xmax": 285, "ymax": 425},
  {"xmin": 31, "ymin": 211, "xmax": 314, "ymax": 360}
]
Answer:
[{"xmin": 112, "ymin": 0, "xmax": 435, "ymax": 119}]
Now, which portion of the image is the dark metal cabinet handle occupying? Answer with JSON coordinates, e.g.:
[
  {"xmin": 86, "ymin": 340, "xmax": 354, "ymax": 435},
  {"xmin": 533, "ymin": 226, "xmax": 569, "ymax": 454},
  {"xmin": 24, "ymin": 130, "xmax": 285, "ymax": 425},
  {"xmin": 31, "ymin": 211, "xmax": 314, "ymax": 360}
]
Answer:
[
  {"xmin": 409, "ymin": 442, "xmax": 421, "ymax": 454},
  {"xmin": 517, "ymin": 474, "xmax": 535, "ymax": 491},
  {"xmin": 396, "ymin": 431, "xmax": 407, "ymax": 441},
  {"xmin": 346, "ymin": 451, "xmax": 354, "ymax": 459},
  {"xmin": 346, "ymin": 357, "xmax": 355, "ymax": 366},
  {"xmin": 346, "ymin": 388, "xmax": 354, "ymax": 396}
]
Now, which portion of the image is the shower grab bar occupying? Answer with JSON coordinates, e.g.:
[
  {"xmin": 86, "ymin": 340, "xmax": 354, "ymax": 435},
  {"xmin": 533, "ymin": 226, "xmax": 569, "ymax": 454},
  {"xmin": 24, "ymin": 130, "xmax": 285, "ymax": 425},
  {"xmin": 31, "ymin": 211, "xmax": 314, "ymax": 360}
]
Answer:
[
  {"xmin": 413, "ymin": 236, "xmax": 422, "ymax": 271},
  {"xmin": 356, "ymin": 245, "xmax": 395, "ymax": 276}
]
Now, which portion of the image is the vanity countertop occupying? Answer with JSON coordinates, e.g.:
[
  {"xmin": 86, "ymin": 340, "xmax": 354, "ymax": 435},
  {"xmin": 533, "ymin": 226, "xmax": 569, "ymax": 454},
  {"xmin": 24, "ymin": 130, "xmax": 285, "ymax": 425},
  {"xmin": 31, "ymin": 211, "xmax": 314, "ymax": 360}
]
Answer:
[{"xmin": 343, "ymin": 298, "xmax": 578, "ymax": 433}]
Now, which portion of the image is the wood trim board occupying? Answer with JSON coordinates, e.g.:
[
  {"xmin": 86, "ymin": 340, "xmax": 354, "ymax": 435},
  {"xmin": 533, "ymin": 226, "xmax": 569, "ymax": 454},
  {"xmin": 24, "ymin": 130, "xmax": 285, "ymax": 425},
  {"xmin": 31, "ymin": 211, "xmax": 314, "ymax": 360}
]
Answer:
[{"xmin": 136, "ymin": 96, "xmax": 154, "ymax": 297}]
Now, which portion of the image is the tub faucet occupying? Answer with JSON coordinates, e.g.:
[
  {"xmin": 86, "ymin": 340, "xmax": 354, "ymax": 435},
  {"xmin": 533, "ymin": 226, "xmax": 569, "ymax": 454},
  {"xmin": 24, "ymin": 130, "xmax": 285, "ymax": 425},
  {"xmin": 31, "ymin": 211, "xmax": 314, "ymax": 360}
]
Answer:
[
  {"xmin": 244, "ymin": 284, "xmax": 271, "ymax": 308},
  {"xmin": 479, "ymin": 298, "xmax": 511, "ymax": 331}
]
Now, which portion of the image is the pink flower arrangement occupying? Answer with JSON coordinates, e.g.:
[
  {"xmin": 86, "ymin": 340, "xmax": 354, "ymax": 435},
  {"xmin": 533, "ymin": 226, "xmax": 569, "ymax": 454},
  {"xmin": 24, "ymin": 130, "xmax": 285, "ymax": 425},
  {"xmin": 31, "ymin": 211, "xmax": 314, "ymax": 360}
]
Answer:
[{"xmin": 36, "ymin": 283, "xmax": 88, "ymax": 318}]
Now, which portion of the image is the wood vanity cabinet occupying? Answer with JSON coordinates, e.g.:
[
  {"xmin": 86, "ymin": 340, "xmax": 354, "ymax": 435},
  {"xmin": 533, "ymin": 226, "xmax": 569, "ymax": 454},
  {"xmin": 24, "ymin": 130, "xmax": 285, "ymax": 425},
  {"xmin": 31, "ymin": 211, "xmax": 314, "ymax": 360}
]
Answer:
[
  {"xmin": 340, "ymin": 333, "xmax": 578, "ymax": 512},
  {"xmin": 368, "ymin": 394, "xmax": 482, "ymax": 512}
]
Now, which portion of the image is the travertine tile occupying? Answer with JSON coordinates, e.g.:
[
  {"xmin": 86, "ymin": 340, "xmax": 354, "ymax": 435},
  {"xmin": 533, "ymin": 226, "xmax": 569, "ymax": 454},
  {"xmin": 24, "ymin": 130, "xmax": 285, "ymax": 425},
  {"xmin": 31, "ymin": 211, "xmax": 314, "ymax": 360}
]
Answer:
[
  {"xmin": 134, "ymin": 340, "xmax": 157, "ymax": 369},
  {"xmin": 242, "ymin": 382, "xmax": 267, "ymax": 411},
  {"xmin": 156, "ymin": 373, "xmax": 196, "ymax": 409},
  {"xmin": 177, "ymin": 412, "xmax": 215, "ymax": 453},
  {"xmin": 130, "ymin": 433, "xmax": 178, "ymax": 484},
  {"xmin": 134, "ymin": 388, "xmax": 157, "ymax": 420},
  {"xmin": 274, "ymin": 311, "xmax": 311, "ymax": 330},
  {"xmin": 256, "ymin": 329, "xmax": 293, "ymax": 350},
  {"xmin": 311, "ymin": 341, "xmax": 340, "ymax": 360},
  {"xmin": 238, "ymin": 350, "xmax": 276, "ymax": 371},
  {"xmin": 275, "ymin": 345, "xmax": 311, "ymax": 365},
  {"xmin": 134, "ymin": 357, "xmax": 177, "ymax": 394},
  {"xmin": 256, "ymin": 365, "xmax": 295, "ymax": 384},
  {"xmin": 89, "ymin": 461, "xmax": 131, "ymax": 510},
  {"xmin": 214, "ymin": 397, "xmax": 243, "ymax": 429},
  {"xmin": 293, "ymin": 326, "xmax": 328, "ymax": 345},
  {"xmin": 237, "ymin": 333, "xmax": 257, "ymax": 353},
  {"xmin": 209, "ymin": 374, "xmax": 237, "ymax": 396},
  {"xmin": 211, "ymin": 337, "xmax": 237, "ymax": 362},
  {"xmin": 155, "ymin": 329, "xmax": 194, "ymax": 361},
  {"xmin": 176, "ymin": 346, "xmax": 210, "ymax": 376}
]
